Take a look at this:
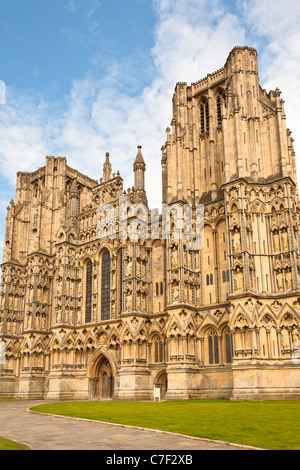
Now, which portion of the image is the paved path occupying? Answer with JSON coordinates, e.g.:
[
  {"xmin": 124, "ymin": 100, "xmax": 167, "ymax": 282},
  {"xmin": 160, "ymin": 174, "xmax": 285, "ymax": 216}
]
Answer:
[{"xmin": 0, "ymin": 401, "xmax": 257, "ymax": 450}]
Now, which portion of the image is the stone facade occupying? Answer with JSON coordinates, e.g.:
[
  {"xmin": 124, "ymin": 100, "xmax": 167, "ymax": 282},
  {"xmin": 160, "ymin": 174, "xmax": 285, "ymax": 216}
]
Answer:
[{"xmin": 0, "ymin": 46, "xmax": 300, "ymax": 401}]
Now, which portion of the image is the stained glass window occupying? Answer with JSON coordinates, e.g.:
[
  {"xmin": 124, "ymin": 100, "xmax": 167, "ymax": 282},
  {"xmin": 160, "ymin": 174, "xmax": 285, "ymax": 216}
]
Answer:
[
  {"xmin": 85, "ymin": 260, "xmax": 92, "ymax": 323},
  {"xmin": 101, "ymin": 250, "xmax": 111, "ymax": 320},
  {"xmin": 119, "ymin": 250, "xmax": 123, "ymax": 314}
]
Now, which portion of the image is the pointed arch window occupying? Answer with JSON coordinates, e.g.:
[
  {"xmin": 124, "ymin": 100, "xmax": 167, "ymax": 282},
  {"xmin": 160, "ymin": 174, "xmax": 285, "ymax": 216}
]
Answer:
[
  {"xmin": 225, "ymin": 332, "xmax": 232, "ymax": 364},
  {"xmin": 101, "ymin": 250, "xmax": 111, "ymax": 321},
  {"xmin": 216, "ymin": 89, "xmax": 225, "ymax": 126},
  {"xmin": 85, "ymin": 260, "xmax": 93, "ymax": 323},
  {"xmin": 200, "ymin": 99, "xmax": 209, "ymax": 133},
  {"xmin": 208, "ymin": 330, "xmax": 219, "ymax": 364},
  {"xmin": 118, "ymin": 249, "xmax": 124, "ymax": 315},
  {"xmin": 153, "ymin": 335, "xmax": 164, "ymax": 363}
]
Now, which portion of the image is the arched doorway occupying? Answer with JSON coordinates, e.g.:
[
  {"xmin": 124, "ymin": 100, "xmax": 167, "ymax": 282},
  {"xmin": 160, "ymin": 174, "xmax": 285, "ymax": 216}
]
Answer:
[
  {"xmin": 89, "ymin": 356, "xmax": 115, "ymax": 400},
  {"xmin": 154, "ymin": 370, "xmax": 168, "ymax": 400}
]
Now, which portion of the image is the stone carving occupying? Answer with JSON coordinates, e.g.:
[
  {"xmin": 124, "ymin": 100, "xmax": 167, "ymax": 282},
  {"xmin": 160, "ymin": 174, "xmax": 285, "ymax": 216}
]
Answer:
[
  {"xmin": 281, "ymin": 328, "xmax": 290, "ymax": 349},
  {"xmin": 273, "ymin": 231, "xmax": 280, "ymax": 252},
  {"xmin": 281, "ymin": 229, "xmax": 289, "ymax": 251},
  {"xmin": 172, "ymin": 284, "xmax": 179, "ymax": 303},
  {"xmin": 285, "ymin": 268, "xmax": 293, "ymax": 291},
  {"xmin": 232, "ymin": 226, "xmax": 241, "ymax": 252},
  {"xmin": 276, "ymin": 269, "xmax": 284, "ymax": 291},
  {"xmin": 171, "ymin": 247, "xmax": 178, "ymax": 268},
  {"xmin": 126, "ymin": 259, "xmax": 132, "ymax": 278},
  {"xmin": 234, "ymin": 267, "xmax": 244, "ymax": 291}
]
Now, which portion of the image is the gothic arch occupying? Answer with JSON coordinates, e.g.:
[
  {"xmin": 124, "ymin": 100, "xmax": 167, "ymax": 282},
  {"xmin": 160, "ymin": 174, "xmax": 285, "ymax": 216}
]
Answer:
[
  {"xmin": 154, "ymin": 370, "xmax": 168, "ymax": 399},
  {"xmin": 87, "ymin": 346, "xmax": 118, "ymax": 378},
  {"xmin": 87, "ymin": 347, "xmax": 118, "ymax": 400}
]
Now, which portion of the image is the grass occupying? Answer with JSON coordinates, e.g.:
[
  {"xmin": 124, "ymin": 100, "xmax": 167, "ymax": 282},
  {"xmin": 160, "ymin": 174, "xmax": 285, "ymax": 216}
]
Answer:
[
  {"xmin": 29, "ymin": 399, "xmax": 300, "ymax": 450},
  {"xmin": 0, "ymin": 436, "xmax": 29, "ymax": 450}
]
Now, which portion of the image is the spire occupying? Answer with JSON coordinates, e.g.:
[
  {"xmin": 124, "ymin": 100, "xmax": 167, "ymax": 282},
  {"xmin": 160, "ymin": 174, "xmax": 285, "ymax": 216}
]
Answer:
[
  {"xmin": 103, "ymin": 152, "xmax": 112, "ymax": 182},
  {"xmin": 133, "ymin": 145, "xmax": 146, "ymax": 192},
  {"xmin": 134, "ymin": 145, "xmax": 145, "ymax": 165}
]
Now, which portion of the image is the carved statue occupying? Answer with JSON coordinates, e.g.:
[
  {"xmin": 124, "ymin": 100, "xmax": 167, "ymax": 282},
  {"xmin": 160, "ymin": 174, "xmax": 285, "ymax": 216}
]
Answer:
[
  {"xmin": 172, "ymin": 284, "xmax": 179, "ymax": 302},
  {"xmin": 292, "ymin": 326, "xmax": 299, "ymax": 344},
  {"xmin": 234, "ymin": 267, "xmax": 244, "ymax": 291},
  {"xmin": 125, "ymin": 290, "xmax": 132, "ymax": 310},
  {"xmin": 126, "ymin": 260, "xmax": 132, "ymax": 278},
  {"xmin": 171, "ymin": 247, "xmax": 178, "ymax": 267},
  {"xmin": 276, "ymin": 269, "xmax": 284, "ymax": 291},
  {"xmin": 56, "ymin": 308, "xmax": 62, "ymax": 324},
  {"xmin": 232, "ymin": 227, "xmax": 241, "ymax": 252},
  {"xmin": 281, "ymin": 328, "xmax": 290, "ymax": 349},
  {"xmin": 285, "ymin": 269, "xmax": 292, "ymax": 291},
  {"xmin": 57, "ymin": 278, "xmax": 62, "ymax": 296},
  {"xmin": 281, "ymin": 229, "xmax": 289, "ymax": 251},
  {"xmin": 273, "ymin": 231, "xmax": 280, "ymax": 252}
]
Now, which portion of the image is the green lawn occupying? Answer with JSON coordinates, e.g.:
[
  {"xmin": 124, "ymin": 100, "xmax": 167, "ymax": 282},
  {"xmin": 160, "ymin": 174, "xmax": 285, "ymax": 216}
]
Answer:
[
  {"xmin": 30, "ymin": 400, "xmax": 300, "ymax": 450},
  {"xmin": 0, "ymin": 437, "xmax": 29, "ymax": 450}
]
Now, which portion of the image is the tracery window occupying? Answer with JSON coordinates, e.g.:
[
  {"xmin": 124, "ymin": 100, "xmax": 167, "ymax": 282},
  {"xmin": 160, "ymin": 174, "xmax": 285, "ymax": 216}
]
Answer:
[
  {"xmin": 153, "ymin": 335, "xmax": 164, "ymax": 363},
  {"xmin": 101, "ymin": 250, "xmax": 111, "ymax": 320},
  {"xmin": 85, "ymin": 260, "xmax": 93, "ymax": 323}
]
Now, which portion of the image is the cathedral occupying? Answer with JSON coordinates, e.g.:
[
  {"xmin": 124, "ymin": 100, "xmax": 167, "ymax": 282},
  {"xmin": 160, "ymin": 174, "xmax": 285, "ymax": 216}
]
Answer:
[{"xmin": 1, "ymin": 46, "xmax": 300, "ymax": 401}]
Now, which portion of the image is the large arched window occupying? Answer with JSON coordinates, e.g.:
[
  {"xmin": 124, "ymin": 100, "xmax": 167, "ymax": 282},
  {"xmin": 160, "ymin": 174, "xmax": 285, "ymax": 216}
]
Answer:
[
  {"xmin": 85, "ymin": 260, "xmax": 93, "ymax": 323},
  {"xmin": 118, "ymin": 249, "xmax": 124, "ymax": 315},
  {"xmin": 101, "ymin": 250, "xmax": 111, "ymax": 320}
]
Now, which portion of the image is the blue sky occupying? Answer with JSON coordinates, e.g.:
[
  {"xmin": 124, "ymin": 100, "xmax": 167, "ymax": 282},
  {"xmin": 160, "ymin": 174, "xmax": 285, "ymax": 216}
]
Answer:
[
  {"xmin": 0, "ymin": 0, "xmax": 157, "ymax": 98},
  {"xmin": 0, "ymin": 0, "xmax": 300, "ymax": 252}
]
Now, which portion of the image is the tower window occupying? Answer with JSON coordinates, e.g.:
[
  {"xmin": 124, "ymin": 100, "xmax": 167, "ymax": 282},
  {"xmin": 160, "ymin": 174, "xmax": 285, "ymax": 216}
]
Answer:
[
  {"xmin": 200, "ymin": 100, "xmax": 209, "ymax": 133},
  {"xmin": 217, "ymin": 96, "xmax": 222, "ymax": 125},
  {"xmin": 216, "ymin": 90, "xmax": 225, "ymax": 126}
]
